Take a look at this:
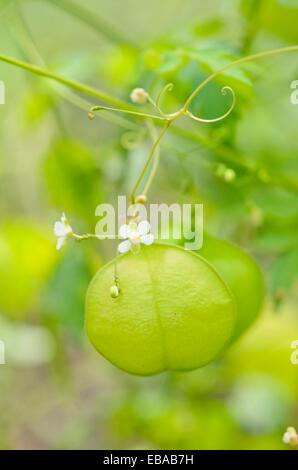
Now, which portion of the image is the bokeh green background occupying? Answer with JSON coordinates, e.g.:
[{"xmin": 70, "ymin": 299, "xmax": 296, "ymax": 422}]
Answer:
[{"xmin": 0, "ymin": 0, "xmax": 297, "ymax": 449}]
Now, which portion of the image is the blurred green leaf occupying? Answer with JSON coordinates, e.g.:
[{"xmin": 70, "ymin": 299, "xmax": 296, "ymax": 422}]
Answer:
[
  {"xmin": 185, "ymin": 47, "xmax": 255, "ymax": 97},
  {"xmin": 0, "ymin": 221, "xmax": 57, "ymax": 319},
  {"xmin": 43, "ymin": 138, "xmax": 104, "ymax": 223},
  {"xmin": 270, "ymin": 248, "xmax": 298, "ymax": 292},
  {"xmin": 21, "ymin": 88, "xmax": 54, "ymax": 127},
  {"xmin": 43, "ymin": 246, "xmax": 101, "ymax": 338},
  {"xmin": 256, "ymin": 225, "xmax": 298, "ymax": 252}
]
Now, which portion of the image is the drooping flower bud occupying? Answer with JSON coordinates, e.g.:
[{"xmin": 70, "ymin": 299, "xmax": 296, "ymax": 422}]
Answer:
[
  {"xmin": 110, "ymin": 285, "xmax": 120, "ymax": 298},
  {"xmin": 283, "ymin": 427, "xmax": 298, "ymax": 447},
  {"xmin": 215, "ymin": 164, "xmax": 236, "ymax": 183},
  {"xmin": 130, "ymin": 88, "xmax": 148, "ymax": 104},
  {"xmin": 135, "ymin": 194, "xmax": 147, "ymax": 204}
]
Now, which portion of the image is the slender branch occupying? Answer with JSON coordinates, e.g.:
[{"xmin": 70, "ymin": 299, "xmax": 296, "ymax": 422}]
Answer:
[
  {"xmin": 9, "ymin": 1, "xmax": 70, "ymax": 136},
  {"xmin": 1, "ymin": 45, "xmax": 297, "ymax": 117},
  {"xmin": 5, "ymin": 5, "xmax": 138, "ymax": 131},
  {"xmin": 142, "ymin": 121, "xmax": 160, "ymax": 196},
  {"xmin": 0, "ymin": 53, "xmax": 133, "ymax": 109},
  {"xmin": 12, "ymin": 0, "xmax": 45, "ymax": 66},
  {"xmin": 1, "ymin": 45, "xmax": 298, "ymax": 196},
  {"xmin": 129, "ymin": 122, "xmax": 170, "ymax": 203},
  {"xmin": 90, "ymin": 105, "xmax": 167, "ymax": 121},
  {"xmin": 183, "ymin": 45, "xmax": 298, "ymax": 110}
]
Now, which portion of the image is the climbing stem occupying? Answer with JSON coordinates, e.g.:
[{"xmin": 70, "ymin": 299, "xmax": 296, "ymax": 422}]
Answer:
[
  {"xmin": 90, "ymin": 105, "xmax": 167, "ymax": 121},
  {"xmin": 1, "ymin": 45, "xmax": 298, "ymax": 119},
  {"xmin": 142, "ymin": 121, "xmax": 160, "ymax": 197},
  {"xmin": 183, "ymin": 45, "xmax": 298, "ymax": 110},
  {"xmin": 0, "ymin": 53, "xmax": 132, "ymax": 109},
  {"xmin": 1, "ymin": 45, "xmax": 298, "ymax": 198},
  {"xmin": 129, "ymin": 121, "xmax": 171, "ymax": 204}
]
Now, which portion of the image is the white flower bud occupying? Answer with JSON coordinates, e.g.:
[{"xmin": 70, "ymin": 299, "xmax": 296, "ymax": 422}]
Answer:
[
  {"xmin": 110, "ymin": 285, "xmax": 119, "ymax": 298},
  {"xmin": 283, "ymin": 427, "xmax": 298, "ymax": 447},
  {"xmin": 130, "ymin": 88, "xmax": 148, "ymax": 104},
  {"xmin": 216, "ymin": 164, "xmax": 236, "ymax": 183},
  {"xmin": 135, "ymin": 194, "xmax": 147, "ymax": 204}
]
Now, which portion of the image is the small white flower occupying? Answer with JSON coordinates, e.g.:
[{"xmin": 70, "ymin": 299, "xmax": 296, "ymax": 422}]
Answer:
[
  {"xmin": 118, "ymin": 220, "xmax": 154, "ymax": 254},
  {"xmin": 54, "ymin": 213, "xmax": 73, "ymax": 250},
  {"xmin": 283, "ymin": 431, "xmax": 291, "ymax": 444},
  {"xmin": 130, "ymin": 87, "xmax": 148, "ymax": 104},
  {"xmin": 283, "ymin": 427, "xmax": 298, "ymax": 446}
]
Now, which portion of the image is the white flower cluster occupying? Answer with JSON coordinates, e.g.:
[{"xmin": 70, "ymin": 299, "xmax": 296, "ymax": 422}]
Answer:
[{"xmin": 53, "ymin": 213, "xmax": 154, "ymax": 255}]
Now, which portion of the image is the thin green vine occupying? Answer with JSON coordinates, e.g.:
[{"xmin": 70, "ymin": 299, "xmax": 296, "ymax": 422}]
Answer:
[{"xmin": 1, "ymin": 45, "xmax": 298, "ymax": 200}]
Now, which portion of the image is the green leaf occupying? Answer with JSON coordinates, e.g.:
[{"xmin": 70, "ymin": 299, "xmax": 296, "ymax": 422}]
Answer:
[
  {"xmin": 43, "ymin": 246, "xmax": 100, "ymax": 338},
  {"xmin": 0, "ymin": 221, "xmax": 57, "ymax": 319},
  {"xmin": 43, "ymin": 138, "xmax": 104, "ymax": 223},
  {"xmin": 21, "ymin": 88, "xmax": 54, "ymax": 127},
  {"xmin": 158, "ymin": 51, "xmax": 184, "ymax": 75},
  {"xmin": 256, "ymin": 226, "xmax": 298, "ymax": 252},
  {"xmin": 184, "ymin": 47, "xmax": 255, "ymax": 96},
  {"xmin": 249, "ymin": 186, "xmax": 298, "ymax": 222},
  {"xmin": 270, "ymin": 249, "xmax": 298, "ymax": 292}
]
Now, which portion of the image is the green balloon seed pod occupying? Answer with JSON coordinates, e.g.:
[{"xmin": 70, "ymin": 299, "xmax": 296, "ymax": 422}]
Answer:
[
  {"xmin": 198, "ymin": 234, "xmax": 265, "ymax": 341},
  {"xmin": 85, "ymin": 243, "xmax": 237, "ymax": 376}
]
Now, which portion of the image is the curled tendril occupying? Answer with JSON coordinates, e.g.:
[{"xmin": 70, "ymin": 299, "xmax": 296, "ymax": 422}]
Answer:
[
  {"xmin": 120, "ymin": 130, "xmax": 145, "ymax": 149},
  {"xmin": 88, "ymin": 85, "xmax": 236, "ymax": 125},
  {"xmin": 184, "ymin": 86, "xmax": 236, "ymax": 123},
  {"xmin": 145, "ymin": 83, "xmax": 175, "ymax": 118},
  {"xmin": 155, "ymin": 83, "xmax": 174, "ymax": 114}
]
